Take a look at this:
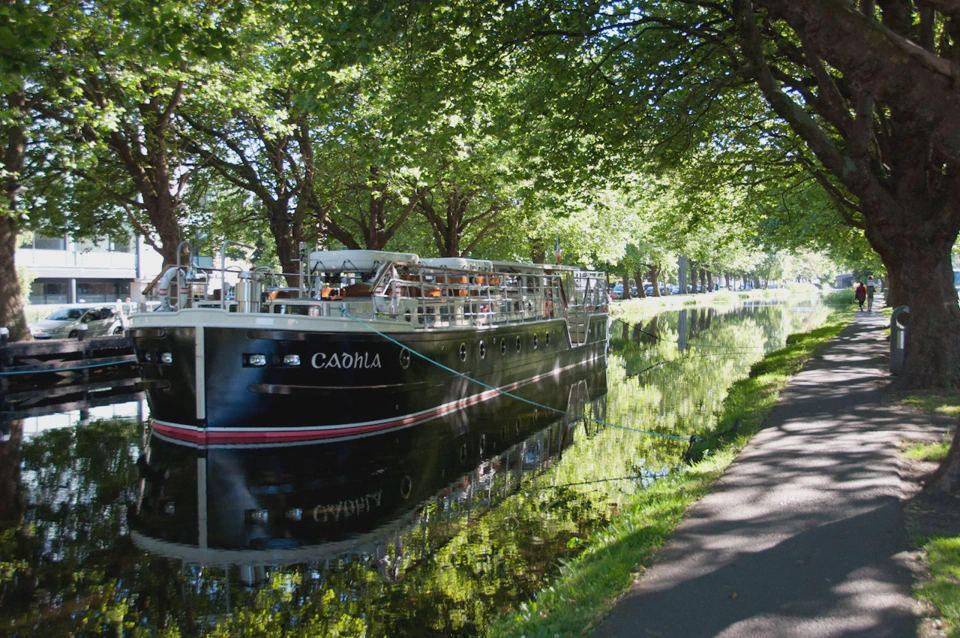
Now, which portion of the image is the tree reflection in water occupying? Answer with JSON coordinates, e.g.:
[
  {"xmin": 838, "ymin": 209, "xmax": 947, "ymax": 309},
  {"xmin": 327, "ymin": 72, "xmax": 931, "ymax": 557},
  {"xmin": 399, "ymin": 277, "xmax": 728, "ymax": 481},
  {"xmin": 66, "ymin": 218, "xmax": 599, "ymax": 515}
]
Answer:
[{"xmin": 0, "ymin": 302, "xmax": 829, "ymax": 636}]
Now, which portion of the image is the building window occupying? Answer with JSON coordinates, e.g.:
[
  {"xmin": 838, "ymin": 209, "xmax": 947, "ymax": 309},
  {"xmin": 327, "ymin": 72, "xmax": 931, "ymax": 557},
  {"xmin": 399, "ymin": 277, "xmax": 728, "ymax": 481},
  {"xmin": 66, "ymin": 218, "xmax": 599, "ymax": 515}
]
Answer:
[
  {"xmin": 30, "ymin": 280, "xmax": 68, "ymax": 304},
  {"xmin": 77, "ymin": 280, "xmax": 106, "ymax": 302},
  {"xmin": 110, "ymin": 236, "xmax": 132, "ymax": 253},
  {"xmin": 76, "ymin": 238, "xmax": 102, "ymax": 252},
  {"xmin": 76, "ymin": 280, "xmax": 131, "ymax": 303},
  {"xmin": 34, "ymin": 235, "xmax": 66, "ymax": 251},
  {"xmin": 74, "ymin": 235, "xmax": 132, "ymax": 253},
  {"xmin": 28, "ymin": 279, "xmax": 132, "ymax": 304}
]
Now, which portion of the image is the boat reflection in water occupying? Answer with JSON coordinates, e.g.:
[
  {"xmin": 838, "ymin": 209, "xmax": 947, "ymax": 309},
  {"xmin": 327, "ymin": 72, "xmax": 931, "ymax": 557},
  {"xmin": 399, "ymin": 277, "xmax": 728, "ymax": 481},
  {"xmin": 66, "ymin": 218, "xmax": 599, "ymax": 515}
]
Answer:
[{"xmin": 130, "ymin": 363, "xmax": 607, "ymax": 587}]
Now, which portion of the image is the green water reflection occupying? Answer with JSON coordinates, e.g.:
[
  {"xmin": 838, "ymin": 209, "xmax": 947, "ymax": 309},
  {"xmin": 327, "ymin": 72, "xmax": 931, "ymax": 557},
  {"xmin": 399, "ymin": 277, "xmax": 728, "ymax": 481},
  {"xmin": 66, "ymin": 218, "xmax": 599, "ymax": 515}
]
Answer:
[{"xmin": 0, "ymin": 301, "xmax": 829, "ymax": 636}]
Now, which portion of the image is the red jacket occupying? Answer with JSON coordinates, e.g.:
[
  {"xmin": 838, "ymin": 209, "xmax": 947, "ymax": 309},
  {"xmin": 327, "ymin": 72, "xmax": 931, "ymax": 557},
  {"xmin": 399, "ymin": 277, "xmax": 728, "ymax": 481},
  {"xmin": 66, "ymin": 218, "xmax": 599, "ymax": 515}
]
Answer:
[{"xmin": 855, "ymin": 284, "xmax": 867, "ymax": 300}]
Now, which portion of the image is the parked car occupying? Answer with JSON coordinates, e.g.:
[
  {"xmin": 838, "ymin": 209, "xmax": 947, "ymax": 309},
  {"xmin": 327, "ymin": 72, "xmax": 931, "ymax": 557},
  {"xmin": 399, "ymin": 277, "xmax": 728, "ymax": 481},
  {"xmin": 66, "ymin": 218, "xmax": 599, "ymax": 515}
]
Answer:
[{"xmin": 30, "ymin": 305, "xmax": 124, "ymax": 339}]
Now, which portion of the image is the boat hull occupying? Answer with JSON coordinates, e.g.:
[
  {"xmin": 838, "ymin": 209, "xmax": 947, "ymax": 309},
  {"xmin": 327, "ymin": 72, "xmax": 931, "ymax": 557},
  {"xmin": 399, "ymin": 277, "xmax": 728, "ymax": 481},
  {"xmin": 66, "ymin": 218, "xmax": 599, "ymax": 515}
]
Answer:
[{"xmin": 132, "ymin": 311, "xmax": 608, "ymax": 445}]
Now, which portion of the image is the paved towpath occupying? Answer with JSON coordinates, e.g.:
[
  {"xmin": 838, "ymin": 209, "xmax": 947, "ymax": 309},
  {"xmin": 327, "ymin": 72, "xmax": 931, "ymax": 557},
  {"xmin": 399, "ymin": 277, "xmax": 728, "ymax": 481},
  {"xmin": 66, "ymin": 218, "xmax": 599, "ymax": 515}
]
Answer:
[{"xmin": 594, "ymin": 310, "xmax": 948, "ymax": 637}]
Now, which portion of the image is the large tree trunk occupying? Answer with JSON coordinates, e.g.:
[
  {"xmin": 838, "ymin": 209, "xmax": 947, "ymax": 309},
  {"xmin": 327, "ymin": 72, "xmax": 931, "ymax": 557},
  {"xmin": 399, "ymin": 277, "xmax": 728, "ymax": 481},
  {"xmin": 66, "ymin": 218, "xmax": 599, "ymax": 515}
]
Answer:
[
  {"xmin": 530, "ymin": 237, "xmax": 545, "ymax": 264},
  {"xmin": 0, "ymin": 216, "xmax": 28, "ymax": 341},
  {"xmin": 1, "ymin": 89, "xmax": 29, "ymax": 342},
  {"xmin": 634, "ymin": 269, "xmax": 646, "ymax": 298},
  {"xmin": 148, "ymin": 184, "xmax": 183, "ymax": 269},
  {"xmin": 621, "ymin": 273, "xmax": 631, "ymax": 300},
  {"xmin": 894, "ymin": 236, "xmax": 960, "ymax": 389},
  {"xmin": 649, "ymin": 264, "xmax": 661, "ymax": 297},
  {"xmin": 266, "ymin": 201, "xmax": 301, "ymax": 288},
  {"xmin": 884, "ymin": 270, "xmax": 907, "ymax": 308}
]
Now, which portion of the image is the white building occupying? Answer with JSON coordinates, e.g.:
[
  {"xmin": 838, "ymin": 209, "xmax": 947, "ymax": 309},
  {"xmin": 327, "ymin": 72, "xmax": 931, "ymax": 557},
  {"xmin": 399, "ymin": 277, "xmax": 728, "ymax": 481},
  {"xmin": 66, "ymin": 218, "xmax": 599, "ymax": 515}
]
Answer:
[{"xmin": 16, "ymin": 233, "xmax": 165, "ymax": 305}]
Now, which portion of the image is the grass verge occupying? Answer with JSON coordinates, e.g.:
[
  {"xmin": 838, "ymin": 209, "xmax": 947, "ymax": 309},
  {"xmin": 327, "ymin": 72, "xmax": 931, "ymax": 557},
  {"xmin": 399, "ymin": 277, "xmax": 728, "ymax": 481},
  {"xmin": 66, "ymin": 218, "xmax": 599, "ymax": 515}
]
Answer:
[
  {"xmin": 487, "ymin": 308, "xmax": 855, "ymax": 637},
  {"xmin": 902, "ymin": 393, "xmax": 960, "ymax": 635},
  {"xmin": 917, "ymin": 537, "xmax": 960, "ymax": 636},
  {"xmin": 823, "ymin": 289, "xmax": 855, "ymax": 306},
  {"xmin": 903, "ymin": 394, "xmax": 960, "ymax": 420},
  {"xmin": 903, "ymin": 438, "xmax": 950, "ymax": 462}
]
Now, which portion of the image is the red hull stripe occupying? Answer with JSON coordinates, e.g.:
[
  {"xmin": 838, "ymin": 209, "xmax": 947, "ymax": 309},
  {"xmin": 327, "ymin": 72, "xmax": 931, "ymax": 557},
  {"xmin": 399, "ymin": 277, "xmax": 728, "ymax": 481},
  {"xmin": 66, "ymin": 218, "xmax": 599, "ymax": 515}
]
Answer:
[
  {"xmin": 152, "ymin": 387, "xmax": 500, "ymax": 445},
  {"xmin": 149, "ymin": 354, "xmax": 601, "ymax": 446}
]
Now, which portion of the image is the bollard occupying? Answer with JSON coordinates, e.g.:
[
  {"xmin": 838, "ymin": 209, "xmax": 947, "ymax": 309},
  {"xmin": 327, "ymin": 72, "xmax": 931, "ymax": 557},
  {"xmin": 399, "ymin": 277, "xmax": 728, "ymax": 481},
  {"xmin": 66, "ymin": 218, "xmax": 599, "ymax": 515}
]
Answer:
[
  {"xmin": 890, "ymin": 306, "xmax": 909, "ymax": 375},
  {"xmin": 76, "ymin": 323, "xmax": 88, "ymax": 341},
  {"xmin": 0, "ymin": 326, "xmax": 8, "ymax": 345}
]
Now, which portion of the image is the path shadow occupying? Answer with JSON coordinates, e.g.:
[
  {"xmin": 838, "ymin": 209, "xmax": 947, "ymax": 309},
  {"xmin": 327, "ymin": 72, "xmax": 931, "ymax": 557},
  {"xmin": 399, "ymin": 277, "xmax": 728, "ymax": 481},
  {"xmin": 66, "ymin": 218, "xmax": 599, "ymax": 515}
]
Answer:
[{"xmin": 594, "ymin": 505, "xmax": 916, "ymax": 637}]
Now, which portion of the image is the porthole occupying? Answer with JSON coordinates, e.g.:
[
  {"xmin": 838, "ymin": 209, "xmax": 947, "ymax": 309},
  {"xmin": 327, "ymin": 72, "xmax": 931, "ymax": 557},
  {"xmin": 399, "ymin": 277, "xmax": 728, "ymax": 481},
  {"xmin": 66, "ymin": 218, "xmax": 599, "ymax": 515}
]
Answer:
[
  {"xmin": 399, "ymin": 348, "xmax": 411, "ymax": 369},
  {"xmin": 533, "ymin": 334, "xmax": 539, "ymax": 349},
  {"xmin": 460, "ymin": 443, "xmax": 468, "ymax": 462},
  {"xmin": 516, "ymin": 336, "xmax": 522, "ymax": 353},
  {"xmin": 545, "ymin": 332, "xmax": 551, "ymax": 346},
  {"xmin": 479, "ymin": 340, "xmax": 486, "ymax": 359},
  {"xmin": 501, "ymin": 340, "xmax": 507, "ymax": 355},
  {"xmin": 460, "ymin": 343, "xmax": 467, "ymax": 362},
  {"xmin": 401, "ymin": 475, "xmax": 413, "ymax": 499}
]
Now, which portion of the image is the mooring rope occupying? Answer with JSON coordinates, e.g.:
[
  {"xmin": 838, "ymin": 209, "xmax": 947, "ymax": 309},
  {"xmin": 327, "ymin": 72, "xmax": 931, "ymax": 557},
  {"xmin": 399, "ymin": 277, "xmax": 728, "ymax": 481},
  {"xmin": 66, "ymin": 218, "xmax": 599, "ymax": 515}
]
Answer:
[{"xmin": 341, "ymin": 308, "xmax": 702, "ymax": 443}]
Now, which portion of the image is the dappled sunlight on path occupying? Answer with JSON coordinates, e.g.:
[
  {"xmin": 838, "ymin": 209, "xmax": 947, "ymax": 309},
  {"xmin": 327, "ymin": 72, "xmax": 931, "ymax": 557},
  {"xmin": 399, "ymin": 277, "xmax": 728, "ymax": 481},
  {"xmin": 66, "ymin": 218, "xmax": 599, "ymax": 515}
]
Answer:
[{"xmin": 595, "ymin": 312, "xmax": 936, "ymax": 637}]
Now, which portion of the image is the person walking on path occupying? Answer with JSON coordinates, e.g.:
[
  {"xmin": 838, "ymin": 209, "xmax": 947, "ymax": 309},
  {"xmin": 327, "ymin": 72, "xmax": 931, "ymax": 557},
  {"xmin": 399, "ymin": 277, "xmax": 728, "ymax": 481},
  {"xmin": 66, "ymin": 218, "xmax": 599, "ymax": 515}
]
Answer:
[
  {"xmin": 866, "ymin": 275, "xmax": 876, "ymax": 311},
  {"xmin": 855, "ymin": 281, "xmax": 867, "ymax": 311},
  {"xmin": 593, "ymin": 312, "xmax": 947, "ymax": 638}
]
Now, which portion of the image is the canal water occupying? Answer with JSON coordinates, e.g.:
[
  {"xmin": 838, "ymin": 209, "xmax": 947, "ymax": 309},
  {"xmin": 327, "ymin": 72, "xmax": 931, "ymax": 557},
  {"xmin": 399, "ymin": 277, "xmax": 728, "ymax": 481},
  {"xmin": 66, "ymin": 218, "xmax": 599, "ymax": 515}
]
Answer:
[{"xmin": 0, "ymin": 300, "xmax": 830, "ymax": 636}]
